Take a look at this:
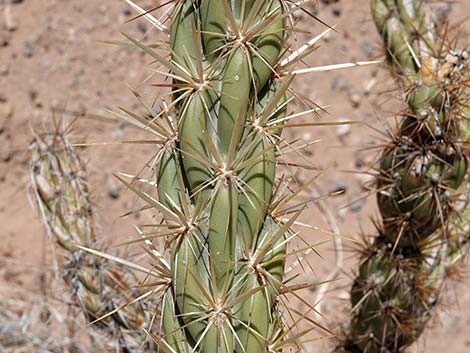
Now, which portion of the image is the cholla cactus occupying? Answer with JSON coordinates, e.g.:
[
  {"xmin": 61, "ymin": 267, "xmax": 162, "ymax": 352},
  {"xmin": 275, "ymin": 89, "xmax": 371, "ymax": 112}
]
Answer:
[
  {"xmin": 112, "ymin": 0, "xmax": 373, "ymax": 352},
  {"xmin": 29, "ymin": 127, "xmax": 157, "ymax": 351},
  {"xmin": 124, "ymin": 2, "xmax": 298, "ymax": 352},
  {"xmin": 156, "ymin": 3, "xmax": 287, "ymax": 352},
  {"xmin": 337, "ymin": 1, "xmax": 470, "ymax": 352}
]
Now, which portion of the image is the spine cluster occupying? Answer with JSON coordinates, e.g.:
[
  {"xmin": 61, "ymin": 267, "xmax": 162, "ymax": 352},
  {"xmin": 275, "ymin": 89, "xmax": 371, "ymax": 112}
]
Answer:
[{"xmin": 339, "ymin": 1, "xmax": 470, "ymax": 352}]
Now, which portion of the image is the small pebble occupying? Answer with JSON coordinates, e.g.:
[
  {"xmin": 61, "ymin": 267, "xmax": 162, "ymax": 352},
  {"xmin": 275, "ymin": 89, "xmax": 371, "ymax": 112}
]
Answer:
[
  {"xmin": 68, "ymin": 27, "xmax": 76, "ymax": 42},
  {"xmin": 4, "ymin": 4, "xmax": 18, "ymax": 31},
  {"xmin": 112, "ymin": 122, "xmax": 125, "ymax": 140},
  {"xmin": 30, "ymin": 90, "xmax": 43, "ymax": 108},
  {"xmin": 29, "ymin": 89, "xmax": 38, "ymax": 102},
  {"xmin": 330, "ymin": 77, "xmax": 339, "ymax": 90},
  {"xmin": 337, "ymin": 207, "xmax": 347, "ymax": 222},
  {"xmin": 349, "ymin": 93, "xmax": 362, "ymax": 108},
  {"xmin": 1, "ymin": 146, "xmax": 13, "ymax": 163},
  {"xmin": 360, "ymin": 41, "xmax": 374, "ymax": 58},
  {"xmin": 302, "ymin": 132, "xmax": 312, "ymax": 141},
  {"xmin": 336, "ymin": 120, "xmax": 351, "ymax": 139},
  {"xmin": 23, "ymin": 41, "xmax": 34, "ymax": 58},
  {"xmin": 349, "ymin": 192, "xmax": 365, "ymax": 213},
  {"xmin": 0, "ymin": 32, "xmax": 10, "ymax": 46},
  {"xmin": 0, "ymin": 99, "xmax": 14, "ymax": 122},
  {"xmin": 99, "ymin": 4, "xmax": 108, "ymax": 13},
  {"xmin": 0, "ymin": 64, "xmax": 9, "ymax": 76},
  {"xmin": 332, "ymin": 6, "xmax": 341, "ymax": 17},
  {"xmin": 137, "ymin": 22, "xmax": 147, "ymax": 35},
  {"xmin": 108, "ymin": 185, "xmax": 121, "ymax": 199}
]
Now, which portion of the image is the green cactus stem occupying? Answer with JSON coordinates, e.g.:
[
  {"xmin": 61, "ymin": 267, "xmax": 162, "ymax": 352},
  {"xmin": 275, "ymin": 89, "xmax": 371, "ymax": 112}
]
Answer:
[{"xmin": 114, "ymin": 0, "xmax": 362, "ymax": 352}]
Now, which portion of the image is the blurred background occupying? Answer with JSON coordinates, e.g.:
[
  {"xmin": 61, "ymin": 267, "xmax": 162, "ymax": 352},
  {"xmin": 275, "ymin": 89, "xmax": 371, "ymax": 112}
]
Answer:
[{"xmin": 1, "ymin": 0, "xmax": 470, "ymax": 352}]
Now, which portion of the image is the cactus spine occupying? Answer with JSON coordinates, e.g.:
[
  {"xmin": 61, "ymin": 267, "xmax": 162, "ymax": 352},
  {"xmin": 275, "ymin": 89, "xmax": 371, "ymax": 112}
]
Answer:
[{"xmin": 337, "ymin": 1, "xmax": 470, "ymax": 352}]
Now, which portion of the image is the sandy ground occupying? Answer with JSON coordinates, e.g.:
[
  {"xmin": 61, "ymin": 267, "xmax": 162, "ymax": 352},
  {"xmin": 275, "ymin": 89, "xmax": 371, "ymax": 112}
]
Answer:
[{"xmin": 1, "ymin": 0, "xmax": 470, "ymax": 352}]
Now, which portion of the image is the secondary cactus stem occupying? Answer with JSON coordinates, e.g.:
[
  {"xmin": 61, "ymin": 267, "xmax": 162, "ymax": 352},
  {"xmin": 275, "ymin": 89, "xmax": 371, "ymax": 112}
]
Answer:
[
  {"xmin": 337, "ymin": 1, "xmax": 470, "ymax": 352},
  {"xmin": 29, "ymin": 128, "xmax": 155, "ymax": 351}
]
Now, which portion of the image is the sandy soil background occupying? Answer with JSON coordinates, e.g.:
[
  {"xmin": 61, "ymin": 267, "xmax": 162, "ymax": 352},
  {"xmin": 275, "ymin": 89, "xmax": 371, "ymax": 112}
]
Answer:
[{"xmin": 1, "ymin": 0, "xmax": 470, "ymax": 352}]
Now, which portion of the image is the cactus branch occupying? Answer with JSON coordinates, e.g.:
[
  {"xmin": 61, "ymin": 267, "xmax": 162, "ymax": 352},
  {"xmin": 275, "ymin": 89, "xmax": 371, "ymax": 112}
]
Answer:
[
  {"xmin": 336, "ymin": 1, "xmax": 470, "ymax": 352},
  {"xmin": 29, "ymin": 125, "xmax": 158, "ymax": 352}
]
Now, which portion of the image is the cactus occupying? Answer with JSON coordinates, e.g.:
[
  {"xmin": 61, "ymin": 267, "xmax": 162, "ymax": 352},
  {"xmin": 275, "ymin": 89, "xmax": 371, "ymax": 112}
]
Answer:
[
  {"xmin": 29, "ymin": 127, "xmax": 158, "ymax": 352},
  {"xmin": 336, "ymin": 1, "xmax": 470, "ymax": 352},
  {"xmin": 131, "ymin": 1, "xmax": 293, "ymax": 352},
  {"xmin": 111, "ymin": 1, "xmax": 372, "ymax": 352}
]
